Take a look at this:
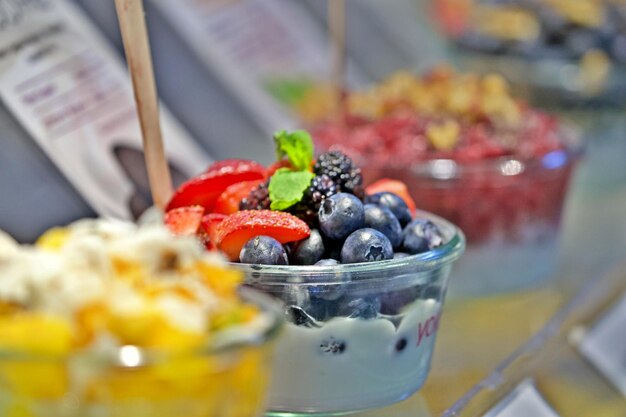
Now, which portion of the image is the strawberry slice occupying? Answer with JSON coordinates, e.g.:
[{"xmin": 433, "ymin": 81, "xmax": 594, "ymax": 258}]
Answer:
[
  {"xmin": 206, "ymin": 159, "xmax": 267, "ymax": 177},
  {"xmin": 214, "ymin": 180, "xmax": 263, "ymax": 215},
  {"xmin": 215, "ymin": 211, "xmax": 310, "ymax": 261},
  {"xmin": 266, "ymin": 159, "xmax": 293, "ymax": 177},
  {"xmin": 166, "ymin": 163, "xmax": 266, "ymax": 212},
  {"xmin": 200, "ymin": 213, "xmax": 228, "ymax": 250},
  {"xmin": 164, "ymin": 206, "xmax": 205, "ymax": 236},
  {"xmin": 366, "ymin": 179, "xmax": 417, "ymax": 213}
]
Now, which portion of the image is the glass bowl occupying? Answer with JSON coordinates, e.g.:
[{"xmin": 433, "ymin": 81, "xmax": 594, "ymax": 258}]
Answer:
[
  {"xmin": 0, "ymin": 288, "xmax": 283, "ymax": 417},
  {"xmin": 359, "ymin": 129, "xmax": 582, "ymax": 298},
  {"xmin": 232, "ymin": 212, "xmax": 465, "ymax": 415}
]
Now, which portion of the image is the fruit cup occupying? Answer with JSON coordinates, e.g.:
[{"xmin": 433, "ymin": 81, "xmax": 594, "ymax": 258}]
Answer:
[
  {"xmin": 233, "ymin": 211, "xmax": 465, "ymax": 415},
  {"xmin": 0, "ymin": 288, "xmax": 282, "ymax": 417}
]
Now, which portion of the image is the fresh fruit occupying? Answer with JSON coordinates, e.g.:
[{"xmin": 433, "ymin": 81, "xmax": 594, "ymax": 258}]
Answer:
[
  {"xmin": 402, "ymin": 219, "xmax": 445, "ymax": 255},
  {"xmin": 215, "ymin": 211, "xmax": 310, "ymax": 261},
  {"xmin": 240, "ymin": 181, "xmax": 271, "ymax": 211},
  {"xmin": 239, "ymin": 236, "xmax": 289, "ymax": 265},
  {"xmin": 164, "ymin": 206, "xmax": 205, "ymax": 236},
  {"xmin": 205, "ymin": 159, "xmax": 267, "ymax": 178},
  {"xmin": 363, "ymin": 204, "xmax": 403, "ymax": 249},
  {"xmin": 200, "ymin": 213, "xmax": 227, "ymax": 249},
  {"xmin": 318, "ymin": 193, "xmax": 365, "ymax": 241},
  {"xmin": 214, "ymin": 180, "xmax": 263, "ymax": 215},
  {"xmin": 365, "ymin": 179, "xmax": 416, "ymax": 213},
  {"xmin": 167, "ymin": 162, "xmax": 266, "ymax": 212},
  {"xmin": 364, "ymin": 192, "xmax": 412, "ymax": 226},
  {"xmin": 266, "ymin": 160, "xmax": 293, "ymax": 177},
  {"xmin": 314, "ymin": 151, "xmax": 364, "ymax": 198},
  {"xmin": 292, "ymin": 230, "xmax": 325, "ymax": 265},
  {"xmin": 289, "ymin": 175, "xmax": 338, "ymax": 225},
  {"xmin": 340, "ymin": 228, "xmax": 394, "ymax": 264}
]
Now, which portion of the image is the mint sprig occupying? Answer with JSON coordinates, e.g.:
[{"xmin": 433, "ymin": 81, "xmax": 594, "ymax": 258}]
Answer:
[
  {"xmin": 269, "ymin": 168, "xmax": 315, "ymax": 211},
  {"xmin": 274, "ymin": 130, "xmax": 314, "ymax": 172}
]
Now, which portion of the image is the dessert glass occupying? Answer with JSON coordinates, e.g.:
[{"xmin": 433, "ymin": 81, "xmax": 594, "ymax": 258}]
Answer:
[
  {"xmin": 0, "ymin": 288, "xmax": 282, "ymax": 417},
  {"xmin": 234, "ymin": 212, "xmax": 465, "ymax": 415},
  {"xmin": 361, "ymin": 128, "xmax": 582, "ymax": 297}
]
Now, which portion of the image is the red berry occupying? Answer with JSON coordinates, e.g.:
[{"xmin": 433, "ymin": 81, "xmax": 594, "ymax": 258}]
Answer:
[
  {"xmin": 200, "ymin": 213, "xmax": 228, "ymax": 250},
  {"xmin": 215, "ymin": 211, "xmax": 310, "ymax": 261},
  {"xmin": 166, "ymin": 163, "xmax": 266, "ymax": 212},
  {"xmin": 164, "ymin": 206, "xmax": 205, "ymax": 236},
  {"xmin": 205, "ymin": 159, "xmax": 267, "ymax": 177},
  {"xmin": 214, "ymin": 180, "xmax": 264, "ymax": 215},
  {"xmin": 266, "ymin": 160, "xmax": 293, "ymax": 177}
]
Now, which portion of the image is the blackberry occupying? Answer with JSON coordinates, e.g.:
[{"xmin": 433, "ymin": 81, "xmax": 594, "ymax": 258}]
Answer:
[
  {"xmin": 240, "ymin": 181, "xmax": 270, "ymax": 210},
  {"xmin": 313, "ymin": 151, "xmax": 364, "ymax": 198},
  {"xmin": 290, "ymin": 175, "xmax": 338, "ymax": 226}
]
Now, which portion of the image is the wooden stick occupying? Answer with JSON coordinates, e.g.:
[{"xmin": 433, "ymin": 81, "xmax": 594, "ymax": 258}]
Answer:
[
  {"xmin": 115, "ymin": 0, "xmax": 172, "ymax": 210},
  {"xmin": 328, "ymin": 0, "xmax": 347, "ymax": 119}
]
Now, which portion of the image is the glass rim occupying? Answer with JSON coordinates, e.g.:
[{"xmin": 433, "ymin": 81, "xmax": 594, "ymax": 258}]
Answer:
[
  {"xmin": 0, "ymin": 287, "xmax": 283, "ymax": 366},
  {"xmin": 229, "ymin": 210, "xmax": 465, "ymax": 281}
]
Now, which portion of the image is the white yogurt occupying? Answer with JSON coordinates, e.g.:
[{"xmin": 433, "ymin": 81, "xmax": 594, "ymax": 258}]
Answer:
[{"xmin": 268, "ymin": 298, "xmax": 441, "ymax": 414}]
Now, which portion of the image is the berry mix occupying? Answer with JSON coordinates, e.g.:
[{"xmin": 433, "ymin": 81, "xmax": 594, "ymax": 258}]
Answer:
[
  {"xmin": 164, "ymin": 130, "xmax": 444, "ymax": 267},
  {"xmin": 312, "ymin": 69, "xmax": 577, "ymax": 244}
]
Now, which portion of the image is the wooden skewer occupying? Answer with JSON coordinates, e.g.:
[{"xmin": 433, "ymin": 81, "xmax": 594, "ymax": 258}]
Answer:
[
  {"xmin": 329, "ymin": 0, "xmax": 347, "ymax": 120},
  {"xmin": 115, "ymin": 0, "xmax": 173, "ymax": 210}
]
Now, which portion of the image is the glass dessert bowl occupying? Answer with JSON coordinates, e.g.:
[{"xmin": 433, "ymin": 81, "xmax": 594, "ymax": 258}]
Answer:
[
  {"xmin": 161, "ymin": 131, "xmax": 465, "ymax": 414},
  {"xmin": 234, "ymin": 211, "xmax": 464, "ymax": 415},
  {"xmin": 0, "ymin": 222, "xmax": 282, "ymax": 417},
  {"xmin": 313, "ymin": 69, "xmax": 583, "ymax": 297}
]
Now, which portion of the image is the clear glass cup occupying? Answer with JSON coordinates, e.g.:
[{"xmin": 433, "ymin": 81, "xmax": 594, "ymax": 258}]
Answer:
[
  {"xmin": 0, "ymin": 288, "xmax": 283, "ymax": 417},
  {"xmin": 233, "ymin": 212, "xmax": 465, "ymax": 415},
  {"xmin": 360, "ymin": 129, "xmax": 582, "ymax": 297}
]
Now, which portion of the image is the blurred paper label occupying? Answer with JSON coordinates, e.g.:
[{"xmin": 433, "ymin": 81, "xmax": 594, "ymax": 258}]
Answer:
[
  {"xmin": 483, "ymin": 380, "xmax": 560, "ymax": 417},
  {"xmin": 0, "ymin": 0, "xmax": 210, "ymax": 220},
  {"xmin": 578, "ymin": 294, "xmax": 626, "ymax": 397},
  {"xmin": 148, "ymin": 0, "xmax": 366, "ymax": 130}
]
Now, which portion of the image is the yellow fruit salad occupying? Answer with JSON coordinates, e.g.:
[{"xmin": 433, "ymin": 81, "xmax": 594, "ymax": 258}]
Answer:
[{"xmin": 0, "ymin": 220, "xmax": 282, "ymax": 417}]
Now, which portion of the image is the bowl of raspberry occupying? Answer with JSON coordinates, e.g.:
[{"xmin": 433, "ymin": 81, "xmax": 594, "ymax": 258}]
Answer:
[
  {"xmin": 162, "ymin": 130, "xmax": 465, "ymax": 415},
  {"xmin": 313, "ymin": 69, "xmax": 583, "ymax": 297}
]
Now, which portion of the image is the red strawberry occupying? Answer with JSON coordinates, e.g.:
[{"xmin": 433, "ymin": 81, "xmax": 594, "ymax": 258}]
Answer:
[
  {"xmin": 164, "ymin": 206, "xmax": 205, "ymax": 236},
  {"xmin": 200, "ymin": 213, "xmax": 228, "ymax": 250},
  {"xmin": 213, "ymin": 180, "xmax": 263, "ymax": 215},
  {"xmin": 215, "ymin": 211, "xmax": 310, "ymax": 261},
  {"xmin": 366, "ymin": 179, "xmax": 417, "ymax": 213},
  {"xmin": 266, "ymin": 159, "xmax": 293, "ymax": 177},
  {"xmin": 166, "ymin": 162, "xmax": 266, "ymax": 212},
  {"xmin": 205, "ymin": 159, "xmax": 267, "ymax": 177}
]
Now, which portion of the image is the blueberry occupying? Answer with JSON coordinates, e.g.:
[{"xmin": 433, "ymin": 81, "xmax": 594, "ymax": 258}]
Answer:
[
  {"xmin": 239, "ymin": 236, "xmax": 288, "ymax": 265},
  {"xmin": 402, "ymin": 219, "xmax": 445, "ymax": 255},
  {"xmin": 292, "ymin": 230, "xmax": 325, "ymax": 265},
  {"xmin": 338, "ymin": 296, "xmax": 381, "ymax": 319},
  {"xmin": 393, "ymin": 252, "xmax": 410, "ymax": 259},
  {"xmin": 319, "ymin": 193, "xmax": 365, "ymax": 241},
  {"xmin": 309, "ymin": 259, "xmax": 352, "ymax": 301},
  {"xmin": 364, "ymin": 192, "xmax": 412, "ymax": 226},
  {"xmin": 340, "ymin": 228, "xmax": 393, "ymax": 264},
  {"xmin": 379, "ymin": 288, "xmax": 420, "ymax": 315},
  {"xmin": 363, "ymin": 204, "xmax": 403, "ymax": 248}
]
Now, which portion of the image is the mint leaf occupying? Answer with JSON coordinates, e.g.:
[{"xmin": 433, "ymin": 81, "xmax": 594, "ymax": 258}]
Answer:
[
  {"xmin": 274, "ymin": 130, "xmax": 314, "ymax": 171},
  {"xmin": 269, "ymin": 168, "xmax": 315, "ymax": 211}
]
